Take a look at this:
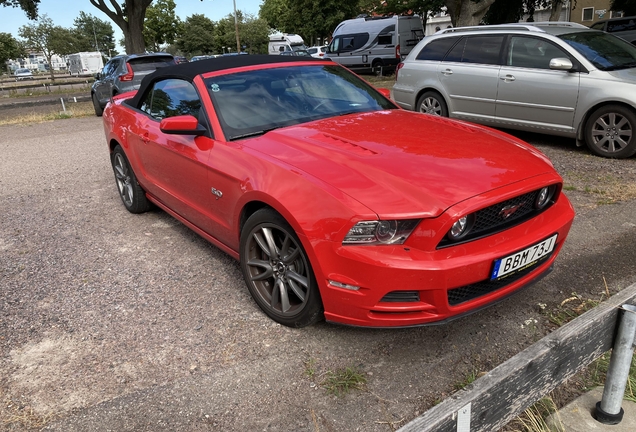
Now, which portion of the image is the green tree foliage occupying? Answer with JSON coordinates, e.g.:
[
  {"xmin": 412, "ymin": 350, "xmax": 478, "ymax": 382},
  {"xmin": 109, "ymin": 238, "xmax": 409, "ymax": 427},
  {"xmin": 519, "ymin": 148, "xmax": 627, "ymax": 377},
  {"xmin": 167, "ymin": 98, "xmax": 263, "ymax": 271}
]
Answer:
[
  {"xmin": 73, "ymin": 11, "xmax": 117, "ymax": 56},
  {"xmin": 611, "ymin": 0, "xmax": 636, "ymax": 16},
  {"xmin": 18, "ymin": 15, "xmax": 65, "ymax": 80},
  {"xmin": 144, "ymin": 0, "xmax": 182, "ymax": 52},
  {"xmin": 260, "ymin": 0, "xmax": 359, "ymax": 45},
  {"xmin": 0, "ymin": 32, "xmax": 26, "ymax": 67},
  {"xmin": 89, "ymin": 0, "xmax": 153, "ymax": 54},
  {"xmin": 259, "ymin": 0, "xmax": 289, "ymax": 31},
  {"xmin": 176, "ymin": 14, "xmax": 216, "ymax": 56},
  {"xmin": 0, "ymin": 0, "xmax": 40, "ymax": 20},
  {"xmin": 215, "ymin": 11, "xmax": 270, "ymax": 54}
]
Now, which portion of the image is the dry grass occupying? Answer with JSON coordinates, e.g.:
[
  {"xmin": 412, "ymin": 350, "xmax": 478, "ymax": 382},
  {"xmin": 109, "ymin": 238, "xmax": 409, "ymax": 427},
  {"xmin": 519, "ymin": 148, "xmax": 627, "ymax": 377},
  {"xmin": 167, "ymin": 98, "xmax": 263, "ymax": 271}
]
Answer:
[
  {"xmin": 1, "ymin": 396, "xmax": 57, "ymax": 430},
  {"xmin": 0, "ymin": 102, "xmax": 95, "ymax": 126}
]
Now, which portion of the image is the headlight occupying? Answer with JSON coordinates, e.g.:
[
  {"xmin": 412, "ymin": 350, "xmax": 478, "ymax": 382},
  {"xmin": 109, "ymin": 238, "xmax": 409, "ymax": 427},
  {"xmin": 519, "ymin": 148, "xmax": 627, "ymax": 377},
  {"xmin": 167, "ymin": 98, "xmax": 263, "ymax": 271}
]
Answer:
[
  {"xmin": 343, "ymin": 219, "xmax": 419, "ymax": 245},
  {"xmin": 535, "ymin": 185, "xmax": 556, "ymax": 209}
]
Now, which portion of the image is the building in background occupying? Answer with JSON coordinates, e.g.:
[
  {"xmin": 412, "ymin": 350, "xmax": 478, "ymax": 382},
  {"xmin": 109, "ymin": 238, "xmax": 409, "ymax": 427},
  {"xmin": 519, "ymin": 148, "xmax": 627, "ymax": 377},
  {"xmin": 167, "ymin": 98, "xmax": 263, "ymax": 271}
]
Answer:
[{"xmin": 570, "ymin": 0, "xmax": 624, "ymax": 26}]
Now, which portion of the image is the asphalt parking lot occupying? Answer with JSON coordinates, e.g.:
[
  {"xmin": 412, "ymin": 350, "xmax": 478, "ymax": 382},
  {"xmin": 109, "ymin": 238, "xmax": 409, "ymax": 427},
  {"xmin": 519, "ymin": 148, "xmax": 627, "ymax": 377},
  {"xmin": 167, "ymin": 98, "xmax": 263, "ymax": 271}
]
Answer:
[{"xmin": 1, "ymin": 116, "xmax": 636, "ymax": 431}]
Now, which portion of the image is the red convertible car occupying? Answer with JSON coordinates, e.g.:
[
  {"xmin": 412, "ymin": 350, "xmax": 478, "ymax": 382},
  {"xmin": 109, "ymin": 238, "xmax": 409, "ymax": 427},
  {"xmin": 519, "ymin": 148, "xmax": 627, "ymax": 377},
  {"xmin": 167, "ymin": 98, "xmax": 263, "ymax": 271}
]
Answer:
[{"xmin": 102, "ymin": 55, "xmax": 575, "ymax": 328}]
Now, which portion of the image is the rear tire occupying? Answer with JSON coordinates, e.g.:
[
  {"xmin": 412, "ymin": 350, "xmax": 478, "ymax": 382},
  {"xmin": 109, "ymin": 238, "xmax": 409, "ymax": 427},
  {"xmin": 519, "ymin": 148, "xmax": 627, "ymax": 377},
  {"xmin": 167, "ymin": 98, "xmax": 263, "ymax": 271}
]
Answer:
[
  {"xmin": 110, "ymin": 145, "xmax": 150, "ymax": 213},
  {"xmin": 416, "ymin": 91, "xmax": 448, "ymax": 117},
  {"xmin": 92, "ymin": 93, "xmax": 103, "ymax": 117},
  {"xmin": 584, "ymin": 105, "xmax": 636, "ymax": 158}
]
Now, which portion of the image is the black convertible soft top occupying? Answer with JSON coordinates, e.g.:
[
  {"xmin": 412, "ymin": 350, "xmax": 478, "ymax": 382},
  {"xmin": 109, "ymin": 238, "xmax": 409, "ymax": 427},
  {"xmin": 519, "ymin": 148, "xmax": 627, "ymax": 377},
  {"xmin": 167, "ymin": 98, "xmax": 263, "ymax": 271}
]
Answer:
[{"xmin": 128, "ymin": 54, "xmax": 322, "ymax": 108}]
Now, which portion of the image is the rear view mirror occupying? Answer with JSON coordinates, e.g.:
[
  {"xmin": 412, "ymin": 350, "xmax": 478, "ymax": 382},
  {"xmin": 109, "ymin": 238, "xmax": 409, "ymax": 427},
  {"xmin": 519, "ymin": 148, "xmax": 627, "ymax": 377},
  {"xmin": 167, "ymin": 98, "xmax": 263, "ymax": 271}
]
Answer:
[
  {"xmin": 160, "ymin": 115, "xmax": 206, "ymax": 136},
  {"xmin": 95, "ymin": 72, "xmax": 101, "ymax": 80}
]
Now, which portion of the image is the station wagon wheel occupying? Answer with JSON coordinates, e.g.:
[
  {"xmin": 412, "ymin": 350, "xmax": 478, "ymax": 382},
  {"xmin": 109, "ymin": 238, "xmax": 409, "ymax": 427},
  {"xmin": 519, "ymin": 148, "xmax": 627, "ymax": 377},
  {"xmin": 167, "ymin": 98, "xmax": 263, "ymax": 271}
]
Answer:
[
  {"xmin": 240, "ymin": 209, "xmax": 323, "ymax": 328},
  {"xmin": 111, "ymin": 145, "xmax": 150, "ymax": 213},
  {"xmin": 585, "ymin": 105, "xmax": 636, "ymax": 159},
  {"xmin": 92, "ymin": 93, "xmax": 103, "ymax": 117},
  {"xmin": 416, "ymin": 91, "xmax": 448, "ymax": 117}
]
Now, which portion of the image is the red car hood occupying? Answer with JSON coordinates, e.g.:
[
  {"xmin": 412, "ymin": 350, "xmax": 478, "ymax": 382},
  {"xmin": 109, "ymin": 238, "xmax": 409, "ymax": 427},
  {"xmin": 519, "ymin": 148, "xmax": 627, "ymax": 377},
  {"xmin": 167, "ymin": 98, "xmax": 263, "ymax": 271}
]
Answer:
[{"xmin": 245, "ymin": 110, "xmax": 555, "ymax": 217}]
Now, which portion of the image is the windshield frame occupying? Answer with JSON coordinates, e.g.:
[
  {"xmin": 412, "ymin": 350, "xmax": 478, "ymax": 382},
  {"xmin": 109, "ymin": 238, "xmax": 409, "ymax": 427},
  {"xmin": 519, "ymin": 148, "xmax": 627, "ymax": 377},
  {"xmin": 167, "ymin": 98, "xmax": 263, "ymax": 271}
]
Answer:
[{"xmin": 205, "ymin": 64, "xmax": 397, "ymax": 141}]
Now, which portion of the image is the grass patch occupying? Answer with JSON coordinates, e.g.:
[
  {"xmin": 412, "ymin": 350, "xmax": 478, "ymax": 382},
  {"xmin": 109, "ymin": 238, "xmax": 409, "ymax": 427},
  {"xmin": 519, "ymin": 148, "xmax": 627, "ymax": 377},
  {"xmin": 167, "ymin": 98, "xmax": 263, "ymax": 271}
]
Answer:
[
  {"xmin": 509, "ymin": 396, "xmax": 564, "ymax": 432},
  {"xmin": 0, "ymin": 101, "xmax": 94, "ymax": 126},
  {"xmin": 321, "ymin": 365, "xmax": 367, "ymax": 396},
  {"xmin": 4, "ymin": 86, "xmax": 91, "ymax": 98},
  {"xmin": 453, "ymin": 368, "xmax": 480, "ymax": 391}
]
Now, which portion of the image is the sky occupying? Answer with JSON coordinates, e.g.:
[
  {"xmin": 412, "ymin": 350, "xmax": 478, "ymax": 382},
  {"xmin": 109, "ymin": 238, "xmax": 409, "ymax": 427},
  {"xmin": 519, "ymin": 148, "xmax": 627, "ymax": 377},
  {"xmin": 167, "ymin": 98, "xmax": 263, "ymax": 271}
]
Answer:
[{"xmin": 0, "ymin": 0, "xmax": 264, "ymax": 51}]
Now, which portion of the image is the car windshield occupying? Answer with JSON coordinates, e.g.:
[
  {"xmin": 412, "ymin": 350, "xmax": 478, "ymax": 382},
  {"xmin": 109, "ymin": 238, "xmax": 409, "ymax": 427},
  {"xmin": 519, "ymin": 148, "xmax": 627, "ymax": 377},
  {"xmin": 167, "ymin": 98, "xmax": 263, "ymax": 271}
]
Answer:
[
  {"xmin": 205, "ymin": 65, "xmax": 396, "ymax": 141},
  {"xmin": 559, "ymin": 31, "xmax": 636, "ymax": 71}
]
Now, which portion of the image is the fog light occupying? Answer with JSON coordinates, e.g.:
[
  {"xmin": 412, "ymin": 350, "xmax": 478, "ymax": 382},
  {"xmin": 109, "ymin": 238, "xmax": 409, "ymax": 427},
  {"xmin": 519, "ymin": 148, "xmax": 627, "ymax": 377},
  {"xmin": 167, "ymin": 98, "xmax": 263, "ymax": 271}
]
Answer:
[
  {"xmin": 535, "ymin": 186, "xmax": 554, "ymax": 209},
  {"xmin": 329, "ymin": 280, "xmax": 360, "ymax": 291},
  {"xmin": 450, "ymin": 216, "xmax": 468, "ymax": 238}
]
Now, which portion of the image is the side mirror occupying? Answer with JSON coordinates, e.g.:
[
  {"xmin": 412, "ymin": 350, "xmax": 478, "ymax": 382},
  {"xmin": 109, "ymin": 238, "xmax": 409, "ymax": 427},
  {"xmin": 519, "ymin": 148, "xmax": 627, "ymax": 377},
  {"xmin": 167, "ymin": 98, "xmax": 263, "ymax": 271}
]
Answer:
[
  {"xmin": 160, "ymin": 115, "xmax": 206, "ymax": 136},
  {"xmin": 549, "ymin": 57, "xmax": 573, "ymax": 71},
  {"xmin": 95, "ymin": 72, "xmax": 101, "ymax": 80}
]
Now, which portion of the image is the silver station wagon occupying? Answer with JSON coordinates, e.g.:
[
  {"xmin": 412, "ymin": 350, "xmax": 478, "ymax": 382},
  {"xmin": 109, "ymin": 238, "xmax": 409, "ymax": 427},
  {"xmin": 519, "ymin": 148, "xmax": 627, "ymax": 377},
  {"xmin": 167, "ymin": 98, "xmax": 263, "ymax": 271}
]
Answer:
[{"xmin": 392, "ymin": 22, "xmax": 636, "ymax": 158}]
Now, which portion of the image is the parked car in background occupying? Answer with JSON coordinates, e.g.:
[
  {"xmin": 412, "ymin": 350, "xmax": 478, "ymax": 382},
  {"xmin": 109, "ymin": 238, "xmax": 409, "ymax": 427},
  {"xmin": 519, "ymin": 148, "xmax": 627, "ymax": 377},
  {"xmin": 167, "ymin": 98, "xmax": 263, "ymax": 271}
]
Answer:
[
  {"xmin": 174, "ymin": 56, "xmax": 188, "ymax": 64},
  {"xmin": 91, "ymin": 53, "xmax": 175, "ymax": 116},
  {"xmin": 190, "ymin": 55, "xmax": 213, "ymax": 61},
  {"xmin": 14, "ymin": 68, "xmax": 34, "ymax": 81},
  {"xmin": 279, "ymin": 49, "xmax": 312, "ymax": 57},
  {"xmin": 100, "ymin": 55, "xmax": 574, "ymax": 328},
  {"xmin": 590, "ymin": 16, "xmax": 636, "ymax": 45},
  {"xmin": 392, "ymin": 22, "xmax": 636, "ymax": 158},
  {"xmin": 307, "ymin": 45, "xmax": 327, "ymax": 58},
  {"xmin": 325, "ymin": 15, "xmax": 424, "ymax": 74}
]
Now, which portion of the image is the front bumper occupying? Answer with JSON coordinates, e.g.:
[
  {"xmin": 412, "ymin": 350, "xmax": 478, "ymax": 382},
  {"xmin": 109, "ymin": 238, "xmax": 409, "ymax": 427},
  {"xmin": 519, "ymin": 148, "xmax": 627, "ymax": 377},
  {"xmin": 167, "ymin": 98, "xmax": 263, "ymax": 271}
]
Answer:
[{"xmin": 309, "ymin": 193, "xmax": 575, "ymax": 328}]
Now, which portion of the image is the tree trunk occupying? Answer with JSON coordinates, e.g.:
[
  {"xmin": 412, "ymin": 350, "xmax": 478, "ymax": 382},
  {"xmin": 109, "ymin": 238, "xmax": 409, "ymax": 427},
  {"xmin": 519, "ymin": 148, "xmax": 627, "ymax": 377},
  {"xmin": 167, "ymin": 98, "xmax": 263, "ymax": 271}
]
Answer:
[
  {"xmin": 445, "ymin": 0, "xmax": 497, "ymax": 27},
  {"xmin": 549, "ymin": 0, "xmax": 563, "ymax": 21},
  {"xmin": 90, "ymin": 0, "xmax": 151, "ymax": 55}
]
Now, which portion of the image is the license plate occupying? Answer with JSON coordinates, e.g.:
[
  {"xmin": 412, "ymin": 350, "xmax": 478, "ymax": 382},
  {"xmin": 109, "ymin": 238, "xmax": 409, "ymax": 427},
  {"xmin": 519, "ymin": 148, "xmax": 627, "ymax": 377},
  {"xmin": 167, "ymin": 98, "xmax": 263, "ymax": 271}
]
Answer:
[{"xmin": 491, "ymin": 234, "xmax": 557, "ymax": 280}]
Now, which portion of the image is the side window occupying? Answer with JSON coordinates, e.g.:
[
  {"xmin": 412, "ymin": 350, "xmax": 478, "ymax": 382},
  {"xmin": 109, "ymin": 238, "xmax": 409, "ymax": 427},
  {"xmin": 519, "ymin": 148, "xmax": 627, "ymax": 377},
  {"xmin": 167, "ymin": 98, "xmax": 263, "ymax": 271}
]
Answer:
[
  {"xmin": 140, "ymin": 89, "xmax": 153, "ymax": 115},
  {"xmin": 590, "ymin": 22, "xmax": 606, "ymax": 30},
  {"xmin": 507, "ymin": 36, "xmax": 569, "ymax": 69},
  {"xmin": 101, "ymin": 60, "xmax": 114, "ymax": 76},
  {"xmin": 144, "ymin": 79, "xmax": 202, "ymax": 121},
  {"xmin": 378, "ymin": 33, "xmax": 393, "ymax": 45},
  {"xmin": 330, "ymin": 37, "xmax": 340, "ymax": 53},
  {"xmin": 416, "ymin": 37, "xmax": 459, "ymax": 61},
  {"xmin": 338, "ymin": 33, "xmax": 370, "ymax": 52},
  {"xmin": 444, "ymin": 36, "xmax": 503, "ymax": 65}
]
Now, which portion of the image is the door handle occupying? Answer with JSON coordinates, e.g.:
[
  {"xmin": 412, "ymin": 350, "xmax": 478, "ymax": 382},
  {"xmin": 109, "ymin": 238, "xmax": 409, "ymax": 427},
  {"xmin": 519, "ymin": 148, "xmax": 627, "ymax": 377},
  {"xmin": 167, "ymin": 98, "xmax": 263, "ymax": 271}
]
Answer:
[
  {"xmin": 500, "ymin": 74, "xmax": 516, "ymax": 82},
  {"xmin": 441, "ymin": 69, "xmax": 453, "ymax": 76},
  {"xmin": 141, "ymin": 132, "xmax": 150, "ymax": 143}
]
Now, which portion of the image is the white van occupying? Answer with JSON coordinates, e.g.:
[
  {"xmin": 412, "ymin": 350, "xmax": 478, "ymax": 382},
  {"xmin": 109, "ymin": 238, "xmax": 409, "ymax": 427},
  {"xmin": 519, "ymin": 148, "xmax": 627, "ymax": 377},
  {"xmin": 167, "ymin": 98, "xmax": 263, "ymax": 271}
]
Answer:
[
  {"xmin": 325, "ymin": 15, "xmax": 424, "ymax": 74},
  {"xmin": 268, "ymin": 33, "xmax": 307, "ymax": 55},
  {"xmin": 68, "ymin": 52, "xmax": 104, "ymax": 76}
]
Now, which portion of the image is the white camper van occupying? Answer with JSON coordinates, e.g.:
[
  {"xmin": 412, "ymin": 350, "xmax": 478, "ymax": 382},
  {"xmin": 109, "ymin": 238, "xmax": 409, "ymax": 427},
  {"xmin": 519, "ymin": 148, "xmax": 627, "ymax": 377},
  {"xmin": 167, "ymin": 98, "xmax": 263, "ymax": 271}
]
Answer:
[
  {"xmin": 68, "ymin": 52, "xmax": 104, "ymax": 76},
  {"xmin": 268, "ymin": 33, "xmax": 307, "ymax": 55},
  {"xmin": 325, "ymin": 15, "xmax": 424, "ymax": 74}
]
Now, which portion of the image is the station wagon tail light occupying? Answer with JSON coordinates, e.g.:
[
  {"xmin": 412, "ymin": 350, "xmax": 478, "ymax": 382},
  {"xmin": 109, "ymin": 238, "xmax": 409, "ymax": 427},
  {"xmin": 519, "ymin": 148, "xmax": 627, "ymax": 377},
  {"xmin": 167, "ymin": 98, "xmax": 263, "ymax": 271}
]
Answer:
[
  {"xmin": 343, "ymin": 220, "xmax": 419, "ymax": 245},
  {"xmin": 395, "ymin": 44, "xmax": 400, "ymax": 58},
  {"xmin": 120, "ymin": 63, "xmax": 134, "ymax": 81},
  {"xmin": 396, "ymin": 62, "xmax": 404, "ymax": 79}
]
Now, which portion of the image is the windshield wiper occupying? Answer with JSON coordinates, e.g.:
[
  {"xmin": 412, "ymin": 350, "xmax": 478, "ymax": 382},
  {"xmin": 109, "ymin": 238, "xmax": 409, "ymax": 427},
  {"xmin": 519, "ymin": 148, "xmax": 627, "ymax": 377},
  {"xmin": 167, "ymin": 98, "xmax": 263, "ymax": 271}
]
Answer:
[{"xmin": 229, "ymin": 127, "xmax": 279, "ymax": 141}]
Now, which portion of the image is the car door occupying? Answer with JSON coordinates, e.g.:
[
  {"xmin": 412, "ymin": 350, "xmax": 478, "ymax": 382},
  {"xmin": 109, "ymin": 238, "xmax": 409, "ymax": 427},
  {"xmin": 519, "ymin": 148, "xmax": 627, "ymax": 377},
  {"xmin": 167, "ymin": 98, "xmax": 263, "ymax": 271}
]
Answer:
[
  {"xmin": 132, "ymin": 78, "xmax": 215, "ymax": 232},
  {"xmin": 495, "ymin": 36, "xmax": 580, "ymax": 133},
  {"xmin": 438, "ymin": 35, "xmax": 504, "ymax": 122}
]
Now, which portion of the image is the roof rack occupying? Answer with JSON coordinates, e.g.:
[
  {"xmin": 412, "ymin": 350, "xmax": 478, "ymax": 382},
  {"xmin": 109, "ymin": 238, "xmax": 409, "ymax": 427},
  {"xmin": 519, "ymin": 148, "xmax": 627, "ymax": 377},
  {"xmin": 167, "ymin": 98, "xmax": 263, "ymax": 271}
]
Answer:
[{"xmin": 438, "ymin": 21, "xmax": 588, "ymax": 34}]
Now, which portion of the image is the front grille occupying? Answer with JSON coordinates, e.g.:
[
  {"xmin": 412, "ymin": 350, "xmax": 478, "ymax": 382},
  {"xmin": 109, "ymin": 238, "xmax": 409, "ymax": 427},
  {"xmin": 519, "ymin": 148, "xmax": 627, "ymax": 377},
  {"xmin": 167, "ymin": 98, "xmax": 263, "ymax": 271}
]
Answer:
[
  {"xmin": 447, "ymin": 250, "xmax": 553, "ymax": 306},
  {"xmin": 380, "ymin": 291, "xmax": 420, "ymax": 303},
  {"xmin": 438, "ymin": 188, "xmax": 554, "ymax": 248}
]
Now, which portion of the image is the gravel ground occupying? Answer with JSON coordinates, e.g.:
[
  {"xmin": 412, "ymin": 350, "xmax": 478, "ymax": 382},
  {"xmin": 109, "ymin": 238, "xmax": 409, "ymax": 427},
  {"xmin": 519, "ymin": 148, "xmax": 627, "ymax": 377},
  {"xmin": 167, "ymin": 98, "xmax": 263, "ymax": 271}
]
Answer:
[{"xmin": 1, "ymin": 116, "xmax": 636, "ymax": 431}]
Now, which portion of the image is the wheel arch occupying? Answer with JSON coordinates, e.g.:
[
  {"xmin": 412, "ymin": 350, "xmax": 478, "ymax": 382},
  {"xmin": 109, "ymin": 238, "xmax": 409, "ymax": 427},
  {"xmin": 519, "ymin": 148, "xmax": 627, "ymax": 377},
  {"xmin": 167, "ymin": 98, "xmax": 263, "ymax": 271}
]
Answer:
[
  {"xmin": 576, "ymin": 101, "xmax": 636, "ymax": 141},
  {"xmin": 414, "ymin": 87, "xmax": 447, "ymax": 112}
]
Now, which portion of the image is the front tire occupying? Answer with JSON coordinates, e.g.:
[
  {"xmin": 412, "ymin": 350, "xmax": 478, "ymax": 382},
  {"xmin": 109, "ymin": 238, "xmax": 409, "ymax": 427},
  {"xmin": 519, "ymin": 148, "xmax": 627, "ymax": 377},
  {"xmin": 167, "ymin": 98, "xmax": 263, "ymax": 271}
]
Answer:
[
  {"xmin": 111, "ymin": 145, "xmax": 150, "ymax": 213},
  {"xmin": 416, "ymin": 91, "xmax": 448, "ymax": 117},
  {"xmin": 584, "ymin": 105, "xmax": 636, "ymax": 158},
  {"xmin": 92, "ymin": 93, "xmax": 103, "ymax": 117},
  {"xmin": 240, "ymin": 209, "xmax": 323, "ymax": 327}
]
